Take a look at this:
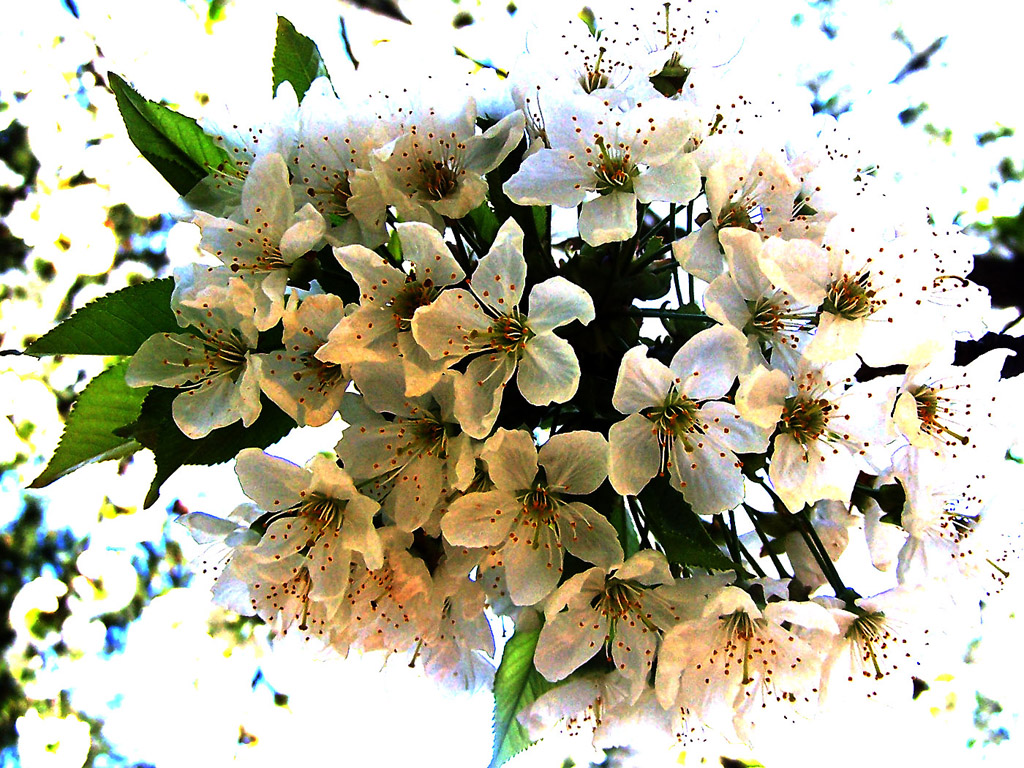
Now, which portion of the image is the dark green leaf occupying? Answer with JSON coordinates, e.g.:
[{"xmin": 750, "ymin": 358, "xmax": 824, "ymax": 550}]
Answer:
[
  {"xmin": 609, "ymin": 496, "xmax": 641, "ymax": 560},
  {"xmin": 467, "ymin": 201, "xmax": 500, "ymax": 250},
  {"xmin": 29, "ymin": 361, "xmax": 148, "ymax": 488},
  {"xmin": 27, "ymin": 279, "xmax": 177, "ymax": 357},
  {"xmin": 118, "ymin": 388, "xmax": 296, "ymax": 508},
  {"xmin": 638, "ymin": 476, "xmax": 737, "ymax": 570},
  {"xmin": 109, "ymin": 73, "xmax": 233, "ymax": 195},
  {"xmin": 490, "ymin": 625, "xmax": 554, "ymax": 768},
  {"xmin": 272, "ymin": 17, "xmax": 328, "ymax": 102}
]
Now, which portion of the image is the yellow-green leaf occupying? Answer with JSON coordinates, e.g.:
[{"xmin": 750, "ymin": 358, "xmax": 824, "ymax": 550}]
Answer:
[{"xmin": 29, "ymin": 361, "xmax": 149, "ymax": 488}]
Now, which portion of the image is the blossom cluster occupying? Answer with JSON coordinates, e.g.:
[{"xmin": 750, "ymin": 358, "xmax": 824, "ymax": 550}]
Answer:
[{"xmin": 125, "ymin": 1, "xmax": 1018, "ymax": 752}]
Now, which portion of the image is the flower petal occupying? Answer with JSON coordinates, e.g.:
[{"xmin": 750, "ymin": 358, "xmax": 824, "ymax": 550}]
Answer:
[
  {"xmin": 518, "ymin": 333, "xmax": 580, "ymax": 406},
  {"xmin": 578, "ymin": 192, "xmax": 636, "ymax": 246}
]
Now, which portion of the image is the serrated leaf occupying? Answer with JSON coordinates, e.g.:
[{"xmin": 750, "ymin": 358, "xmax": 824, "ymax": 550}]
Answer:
[
  {"xmin": 272, "ymin": 17, "xmax": 328, "ymax": 101},
  {"xmin": 27, "ymin": 279, "xmax": 177, "ymax": 357},
  {"xmin": 109, "ymin": 73, "xmax": 232, "ymax": 195},
  {"xmin": 118, "ymin": 388, "xmax": 296, "ymax": 508},
  {"xmin": 638, "ymin": 476, "xmax": 738, "ymax": 571},
  {"xmin": 29, "ymin": 361, "xmax": 149, "ymax": 488},
  {"xmin": 490, "ymin": 626, "xmax": 554, "ymax": 768}
]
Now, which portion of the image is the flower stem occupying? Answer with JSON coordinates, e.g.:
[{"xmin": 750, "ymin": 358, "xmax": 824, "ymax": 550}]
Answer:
[
  {"xmin": 793, "ymin": 505, "xmax": 860, "ymax": 607},
  {"xmin": 743, "ymin": 504, "xmax": 792, "ymax": 580},
  {"xmin": 619, "ymin": 307, "xmax": 715, "ymax": 321},
  {"xmin": 730, "ymin": 510, "xmax": 767, "ymax": 578}
]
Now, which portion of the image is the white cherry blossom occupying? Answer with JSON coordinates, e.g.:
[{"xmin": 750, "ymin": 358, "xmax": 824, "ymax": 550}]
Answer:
[
  {"xmin": 255, "ymin": 293, "xmax": 349, "ymax": 427},
  {"xmin": 192, "ymin": 151, "xmax": 326, "ymax": 331},
  {"xmin": 125, "ymin": 264, "xmax": 262, "ymax": 439},
  {"xmin": 441, "ymin": 428, "xmax": 622, "ymax": 606},
  {"xmin": 504, "ymin": 97, "xmax": 701, "ymax": 245},
  {"xmin": 608, "ymin": 325, "xmax": 771, "ymax": 513},
  {"xmin": 412, "ymin": 218, "xmax": 595, "ymax": 437}
]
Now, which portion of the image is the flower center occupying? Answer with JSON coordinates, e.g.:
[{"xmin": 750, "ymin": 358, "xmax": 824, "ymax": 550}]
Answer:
[
  {"xmin": 389, "ymin": 277, "xmax": 438, "ymax": 331},
  {"xmin": 420, "ymin": 158, "xmax": 460, "ymax": 200},
  {"xmin": 822, "ymin": 272, "xmax": 877, "ymax": 320},
  {"xmin": 719, "ymin": 609, "xmax": 765, "ymax": 684},
  {"xmin": 306, "ymin": 173, "xmax": 353, "ymax": 218},
  {"xmin": 518, "ymin": 485, "xmax": 558, "ymax": 529},
  {"xmin": 300, "ymin": 352, "xmax": 346, "ymax": 394},
  {"xmin": 486, "ymin": 311, "xmax": 534, "ymax": 355},
  {"xmin": 717, "ymin": 202, "xmax": 760, "ymax": 232},
  {"xmin": 744, "ymin": 296, "xmax": 816, "ymax": 344},
  {"xmin": 911, "ymin": 385, "xmax": 969, "ymax": 445},
  {"xmin": 845, "ymin": 611, "xmax": 893, "ymax": 681},
  {"xmin": 592, "ymin": 136, "xmax": 638, "ymax": 194},
  {"xmin": 779, "ymin": 396, "xmax": 832, "ymax": 445},
  {"xmin": 644, "ymin": 393, "xmax": 701, "ymax": 439},
  {"xmin": 579, "ymin": 46, "xmax": 612, "ymax": 93}
]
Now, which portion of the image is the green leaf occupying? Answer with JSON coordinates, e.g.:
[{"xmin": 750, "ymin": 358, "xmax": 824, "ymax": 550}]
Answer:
[
  {"xmin": 272, "ymin": 17, "xmax": 328, "ymax": 102},
  {"xmin": 117, "ymin": 388, "xmax": 296, "ymax": 508},
  {"xmin": 109, "ymin": 73, "xmax": 232, "ymax": 195},
  {"xmin": 27, "ymin": 279, "xmax": 177, "ymax": 357},
  {"xmin": 466, "ymin": 201, "xmax": 500, "ymax": 250},
  {"xmin": 638, "ymin": 476, "xmax": 737, "ymax": 571},
  {"xmin": 29, "ymin": 361, "xmax": 149, "ymax": 488},
  {"xmin": 490, "ymin": 626, "xmax": 554, "ymax": 768},
  {"xmin": 609, "ymin": 496, "xmax": 641, "ymax": 560}
]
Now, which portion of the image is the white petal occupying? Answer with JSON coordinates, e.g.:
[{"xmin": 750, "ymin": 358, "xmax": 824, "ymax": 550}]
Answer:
[
  {"xmin": 539, "ymin": 431, "xmax": 608, "ymax": 495},
  {"xmin": 398, "ymin": 222, "xmax": 466, "ymax": 287},
  {"xmin": 504, "ymin": 524, "xmax": 563, "ymax": 606},
  {"xmin": 558, "ymin": 502, "xmax": 624, "ymax": 570},
  {"xmin": 411, "ymin": 288, "xmax": 488, "ymax": 362},
  {"xmin": 453, "ymin": 354, "xmax": 516, "ymax": 438},
  {"xmin": 471, "ymin": 218, "xmax": 527, "ymax": 312},
  {"xmin": 279, "ymin": 204, "xmax": 326, "ymax": 260},
  {"xmin": 534, "ymin": 608, "xmax": 608, "ymax": 682},
  {"xmin": 578, "ymin": 192, "xmax": 637, "ymax": 246},
  {"xmin": 608, "ymin": 413, "xmax": 660, "ymax": 496},
  {"xmin": 611, "ymin": 346, "xmax": 674, "ymax": 414},
  {"xmin": 633, "ymin": 153, "xmax": 701, "ymax": 205},
  {"xmin": 527, "ymin": 277, "xmax": 595, "ymax": 334},
  {"xmin": 481, "ymin": 428, "xmax": 539, "ymax": 490},
  {"xmin": 503, "ymin": 149, "xmax": 590, "ymax": 208},
  {"xmin": 517, "ymin": 333, "xmax": 580, "ymax": 405},
  {"xmin": 670, "ymin": 324, "xmax": 747, "ymax": 400},
  {"xmin": 669, "ymin": 438, "xmax": 744, "ymax": 516},
  {"xmin": 441, "ymin": 489, "xmax": 518, "ymax": 546},
  {"xmin": 235, "ymin": 448, "xmax": 310, "ymax": 510}
]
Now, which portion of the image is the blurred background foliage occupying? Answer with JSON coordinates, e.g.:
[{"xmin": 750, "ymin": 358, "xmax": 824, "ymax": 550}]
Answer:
[{"xmin": 1, "ymin": 1, "xmax": 1021, "ymax": 766}]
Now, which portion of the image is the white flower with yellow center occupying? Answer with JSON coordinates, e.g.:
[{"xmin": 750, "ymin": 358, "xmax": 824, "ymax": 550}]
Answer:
[
  {"xmin": 293, "ymin": 77, "xmax": 397, "ymax": 248},
  {"xmin": 656, "ymin": 586, "xmax": 836, "ymax": 741},
  {"xmin": 441, "ymin": 428, "xmax": 621, "ymax": 606},
  {"xmin": 608, "ymin": 325, "xmax": 771, "ymax": 514},
  {"xmin": 337, "ymin": 363, "xmax": 477, "ymax": 533},
  {"xmin": 737, "ymin": 358, "xmax": 881, "ymax": 512},
  {"xmin": 412, "ymin": 218, "xmax": 595, "ymax": 438},
  {"xmin": 192, "ymin": 151, "xmax": 326, "ymax": 332},
  {"xmin": 673, "ymin": 147, "xmax": 804, "ymax": 282},
  {"xmin": 703, "ymin": 228, "xmax": 818, "ymax": 373},
  {"xmin": 372, "ymin": 96, "xmax": 525, "ymax": 230},
  {"xmin": 316, "ymin": 221, "xmax": 465, "ymax": 396},
  {"xmin": 503, "ymin": 97, "xmax": 701, "ymax": 245},
  {"xmin": 235, "ymin": 448, "xmax": 383, "ymax": 613},
  {"xmin": 125, "ymin": 264, "xmax": 262, "ymax": 439},
  {"xmin": 255, "ymin": 293, "xmax": 349, "ymax": 427},
  {"xmin": 534, "ymin": 550, "xmax": 686, "ymax": 703}
]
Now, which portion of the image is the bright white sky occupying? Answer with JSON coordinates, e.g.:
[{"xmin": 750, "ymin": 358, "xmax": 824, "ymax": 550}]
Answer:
[{"xmin": 3, "ymin": 1, "xmax": 1023, "ymax": 766}]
